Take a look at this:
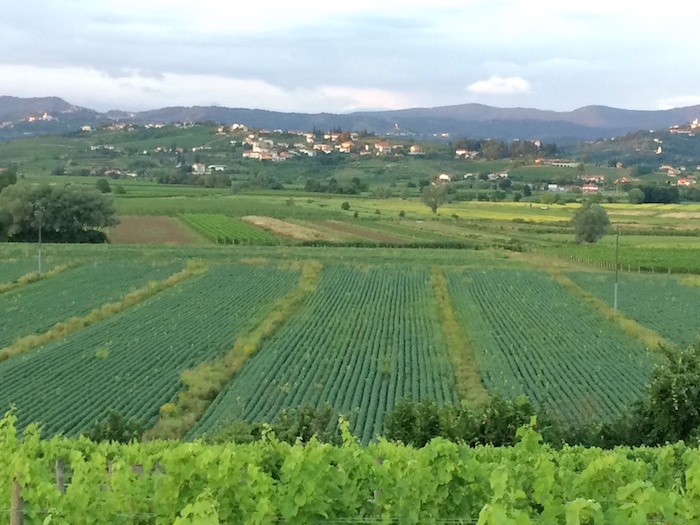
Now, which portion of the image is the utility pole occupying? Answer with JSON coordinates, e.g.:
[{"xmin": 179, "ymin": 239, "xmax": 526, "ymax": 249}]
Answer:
[
  {"xmin": 613, "ymin": 226, "xmax": 620, "ymax": 316},
  {"xmin": 35, "ymin": 207, "xmax": 44, "ymax": 278}
]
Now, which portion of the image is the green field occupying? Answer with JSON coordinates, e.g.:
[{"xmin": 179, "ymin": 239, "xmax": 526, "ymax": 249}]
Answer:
[
  {"xmin": 180, "ymin": 213, "xmax": 279, "ymax": 244},
  {"xmin": 0, "ymin": 260, "xmax": 183, "ymax": 348},
  {"xmin": 0, "ymin": 263, "xmax": 299, "ymax": 436},
  {"xmin": 191, "ymin": 265, "xmax": 459, "ymax": 443},
  {"xmin": 446, "ymin": 268, "xmax": 653, "ymax": 421},
  {"xmin": 568, "ymin": 271, "xmax": 700, "ymax": 347}
]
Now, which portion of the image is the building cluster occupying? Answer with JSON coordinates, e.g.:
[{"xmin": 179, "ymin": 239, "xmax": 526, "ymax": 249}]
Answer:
[
  {"xmin": 669, "ymin": 118, "xmax": 699, "ymax": 135},
  {"xmin": 234, "ymin": 126, "xmax": 429, "ymax": 162},
  {"xmin": 660, "ymin": 164, "xmax": 699, "ymax": 186}
]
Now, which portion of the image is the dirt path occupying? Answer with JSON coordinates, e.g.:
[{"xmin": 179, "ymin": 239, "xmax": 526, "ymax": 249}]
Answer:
[{"xmin": 242, "ymin": 216, "xmax": 333, "ymax": 240}]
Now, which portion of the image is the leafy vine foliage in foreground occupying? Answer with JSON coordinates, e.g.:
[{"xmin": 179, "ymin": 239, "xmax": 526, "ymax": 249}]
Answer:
[{"xmin": 3, "ymin": 414, "xmax": 700, "ymax": 524}]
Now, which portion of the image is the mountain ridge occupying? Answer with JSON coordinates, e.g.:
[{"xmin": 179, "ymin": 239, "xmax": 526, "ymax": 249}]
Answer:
[{"xmin": 1, "ymin": 96, "xmax": 699, "ymax": 144}]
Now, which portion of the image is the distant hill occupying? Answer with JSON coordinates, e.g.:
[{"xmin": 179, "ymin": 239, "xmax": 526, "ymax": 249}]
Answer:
[{"xmin": 1, "ymin": 96, "xmax": 699, "ymax": 145}]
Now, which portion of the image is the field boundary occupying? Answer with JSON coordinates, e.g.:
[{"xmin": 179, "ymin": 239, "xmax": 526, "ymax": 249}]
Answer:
[
  {"xmin": 430, "ymin": 267, "xmax": 489, "ymax": 405},
  {"xmin": 0, "ymin": 264, "xmax": 72, "ymax": 295},
  {"xmin": 0, "ymin": 260, "xmax": 207, "ymax": 363},
  {"xmin": 144, "ymin": 260, "xmax": 324, "ymax": 440},
  {"xmin": 545, "ymin": 268, "xmax": 673, "ymax": 350}
]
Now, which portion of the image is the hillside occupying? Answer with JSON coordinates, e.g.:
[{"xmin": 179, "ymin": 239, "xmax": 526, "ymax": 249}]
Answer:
[{"xmin": 2, "ymin": 96, "xmax": 700, "ymax": 144}]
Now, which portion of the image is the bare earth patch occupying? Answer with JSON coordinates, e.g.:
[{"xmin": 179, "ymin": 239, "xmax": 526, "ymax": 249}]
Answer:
[
  {"xmin": 314, "ymin": 220, "xmax": 409, "ymax": 243},
  {"xmin": 109, "ymin": 216, "xmax": 205, "ymax": 244},
  {"xmin": 660, "ymin": 212, "xmax": 700, "ymax": 219},
  {"xmin": 242, "ymin": 216, "xmax": 333, "ymax": 240}
]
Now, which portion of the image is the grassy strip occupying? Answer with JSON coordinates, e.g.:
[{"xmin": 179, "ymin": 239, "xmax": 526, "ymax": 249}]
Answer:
[
  {"xmin": 0, "ymin": 264, "xmax": 72, "ymax": 294},
  {"xmin": 0, "ymin": 260, "xmax": 207, "ymax": 363},
  {"xmin": 678, "ymin": 275, "xmax": 700, "ymax": 288},
  {"xmin": 144, "ymin": 260, "xmax": 324, "ymax": 440},
  {"xmin": 430, "ymin": 266, "xmax": 489, "ymax": 406},
  {"xmin": 546, "ymin": 269, "xmax": 672, "ymax": 350}
]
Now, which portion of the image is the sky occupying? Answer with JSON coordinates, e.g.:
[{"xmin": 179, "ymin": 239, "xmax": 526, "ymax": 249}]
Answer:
[{"xmin": 1, "ymin": 0, "xmax": 699, "ymax": 114}]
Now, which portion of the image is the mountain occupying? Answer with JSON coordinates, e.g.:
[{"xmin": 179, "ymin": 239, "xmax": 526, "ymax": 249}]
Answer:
[{"xmin": 1, "ymin": 96, "xmax": 699, "ymax": 145}]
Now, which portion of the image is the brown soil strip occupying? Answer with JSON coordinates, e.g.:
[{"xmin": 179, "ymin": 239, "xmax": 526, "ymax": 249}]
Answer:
[
  {"xmin": 242, "ymin": 216, "xmax": 333, "ymax": 240},
  {"xmin": 314, "ymin": 220, "xmax": 410, "ymax": 243},
  {"xmin": 109, "ymin": 216, "xmax": 205, "ymax": 244}
]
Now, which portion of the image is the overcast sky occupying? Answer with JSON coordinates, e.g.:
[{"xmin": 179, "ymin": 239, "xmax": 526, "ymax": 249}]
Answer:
[{"xmin": 2, "ymin": 0, "xmax": 699, "ymax": 113}]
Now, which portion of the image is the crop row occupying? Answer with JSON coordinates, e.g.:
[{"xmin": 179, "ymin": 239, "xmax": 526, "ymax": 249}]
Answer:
[
  {"xmin": 180, "ymin": 213, "xmax": 277, "ymax": 244},
  {"xmin": 191, "ymin": 266, "xmax": 459, "ymax": 443},
  {"xmin": 0, "ymin": 258, "xmax": 37, "ymax": 283},
  {"xmin": 0, "ymin": 263, "xmax": 300, "ymax": 436},
  {"xmin": 568, "ymin": 271, "xmax": 700, "ymax": 347},
  {"xmin": 0, "ymin": 260, "xmax": 184, "ymax": 349},
  {"xmin": 446, "ymin": 268, "xmax": 653, "ymax": 422}
]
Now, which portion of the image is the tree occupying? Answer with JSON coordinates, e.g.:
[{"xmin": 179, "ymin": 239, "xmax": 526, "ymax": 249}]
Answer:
[
  {"xmin": 0, "ymin": 165, "xmax": 18, "ymax": 192},
  {"xmin": 523, "ymin": 184, "xmax": 532, "ymax": 197},
  {"xmin": 635, "ymin": 342, "xmax": 700, "ymax": 444},
  {"xmin": 628, "ymin": 187, "xmax": 644, "ymax": 204},
  {"xmin": 0, "ymin": 184, "xmax": 119, "ymax": 243},
  {"xmin": 572, "ymin": 200, "xmax": 610, "ymax": 243},
  {"xmin": 86, "ymin": 411, "xmax": 143, "ymax": 443},
  {"xmin": 421, "ymin": 183, "xmax": 447, "ymax": 214},
  {"xmin": 95, "ymin": 178, "xmax": 111, "ymax": 193}
]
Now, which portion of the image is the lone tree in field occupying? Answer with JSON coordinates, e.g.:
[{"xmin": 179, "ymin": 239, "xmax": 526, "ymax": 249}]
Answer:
[
  {"xmin": 572, "ymin": 199, "xmax": 610, "ymax": 243},
  {"xmin": 0, "ymin": 183, "xmax": 119, "ymax": 243},
  {"xmin": 421, "ymin": 183, "xmax": 447, "ymax": 214}
]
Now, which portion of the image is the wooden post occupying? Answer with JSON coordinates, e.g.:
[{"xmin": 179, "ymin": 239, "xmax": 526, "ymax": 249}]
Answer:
[
  {"xmin": 55, "ymin": 459, "xmax": 65, "ymax": 494},
  {"xmin": 11, "ymin": 475, "xmax": 23, "ymax": 525}
]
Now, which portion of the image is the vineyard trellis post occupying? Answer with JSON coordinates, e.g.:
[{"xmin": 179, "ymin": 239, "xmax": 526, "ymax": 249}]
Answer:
[{"xmin": 11, "ymin": 474, "xmax": 23, "ymax": 525}]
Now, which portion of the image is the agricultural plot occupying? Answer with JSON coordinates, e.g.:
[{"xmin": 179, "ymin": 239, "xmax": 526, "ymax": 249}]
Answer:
[
  {"xmin": 547, "ymin": 244, "xmax": 700, "ymax": 274},
  {"xmin": 0, "ymin": 258, "xmax": 37, "ymax": 283},
  {"xmin": 0, "ymin": 260, "xmax": 184, "ymax": 348},
  {"xmin": 191, "ymin": 266, "xmax": 459, "ymax": 443},
  {"xmin": 180, "ymin": 213, "xmax": 278, "ymax": 244},
  {"xmin": 0, "ymin": 264, "xmax": 300, "ymax": 436},
  {"xmin": 568, "ymin": 271, "xmax": 700, "ymax": 347},
  {"xmin": 446, "ymin": 269, "xmax": 653, "ymax": 422},
  {"xmin": 108, "ymin": 215, "xmax": 205, "ymax": 244}
]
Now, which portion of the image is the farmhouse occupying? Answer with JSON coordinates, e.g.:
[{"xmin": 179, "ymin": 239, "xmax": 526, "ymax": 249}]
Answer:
[
  {"xmin": 582, "ymin": 183, "xmax": 600, "ymax": 193},
  {"xmin": 374, "ymin": 142, "xmax": 392, "ymax": 154}
]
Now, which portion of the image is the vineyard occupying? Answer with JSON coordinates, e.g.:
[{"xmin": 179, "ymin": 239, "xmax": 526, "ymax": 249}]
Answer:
[
  {"xmin": 446, "ymin": 268, "xmax": 653, "ymax": 422},
  {"xmin": 0, "ymin": 260, "xmax": 184, "ymax": 349},
  {"xmin": 191, "ymin": 266, "xmax": 459, "ymax": 443},
  {"xmin": 568, "ymin": 271, "xmax": 700, "ymax": 347},
  {"xmin": 3, "ymin": 414, "xmax": 700, "ymax": 524},
  {"xmin": 0, "ymin": 264, "xmax": 300, "ymax": 436},
  {"xmin": 180, "ymin": 213, "xmax": 278, "ymax": 244}
]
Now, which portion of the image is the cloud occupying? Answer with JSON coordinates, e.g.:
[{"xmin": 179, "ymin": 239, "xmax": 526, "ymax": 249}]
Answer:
[
  {"xmin": 657, "ymin": 95, "xmax": 700, "ymax": 110},
  {"xmin": 467, "ymin": 75, "xmax": 531, "ymax": 96}
]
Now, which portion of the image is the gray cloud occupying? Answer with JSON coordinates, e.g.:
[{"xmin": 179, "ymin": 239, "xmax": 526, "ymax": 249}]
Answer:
[{"xmin": 1, "ymin": 1, "xmax": 699, "ymax": 112}]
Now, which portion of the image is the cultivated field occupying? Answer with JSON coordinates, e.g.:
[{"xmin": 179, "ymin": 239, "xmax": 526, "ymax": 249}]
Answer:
[
  {"xmin": 0, "ymin": 263, "xmax": 300, "ymax": 435},
  {"xmin": 190, "ymin": 265, "xmax": 459, "ymax": 442},
  {"xmin": 0, "ymin": 242, "xmax": 682, "ymax": 441}
]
